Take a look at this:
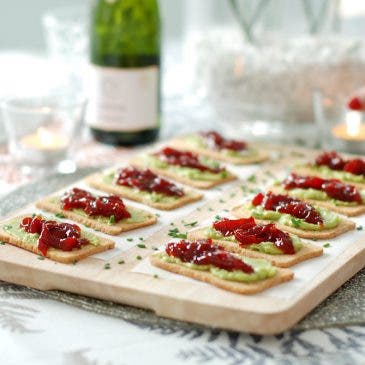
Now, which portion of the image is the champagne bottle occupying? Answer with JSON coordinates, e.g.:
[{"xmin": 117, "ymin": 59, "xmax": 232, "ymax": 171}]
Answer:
[{"xmin": 88, "ymin": 0, "xmax": 160, "ymax": 146}]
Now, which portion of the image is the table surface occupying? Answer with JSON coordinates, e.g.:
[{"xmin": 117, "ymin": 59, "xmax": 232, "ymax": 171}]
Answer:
[{"xmin": 0, "ymin": 52, "xmax": 365, "ymax": 365}]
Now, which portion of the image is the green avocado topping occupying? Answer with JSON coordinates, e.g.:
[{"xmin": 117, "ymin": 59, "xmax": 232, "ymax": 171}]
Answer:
[
  {"xmin": 51, "ymin": 196, "xmax": 150, "ymax": 225},
  {"xmin": 158, "ymin": 253, "xmax": 277, "ymax": 282},
  {"xmin": 142, "ymin": 155, "xmax": 230, "ymax": 181},
  {"xmin": 183, "ymin": 135, "xmax": 257, "ymax": 158},
  {"xmin": 102, "ymin": 172, "xmax": 180, "ymax": 204},
  {"xmin": 2, "ymin": 217, "xmax": 100, "ymax": 248},
  {"xmin": 308, "ymin": 165, "xmax": 365, "ymax": 184},
  {"xmin": 283, "ymin": 187, "xmax": 365, "ymax": 206},
  {"xmin": 205, "ymin": 227, "xmax": 302, "ymax": 255},
  {"xmin": 246, "ymin": 204, "xmax": 340, "ymax": 231}
]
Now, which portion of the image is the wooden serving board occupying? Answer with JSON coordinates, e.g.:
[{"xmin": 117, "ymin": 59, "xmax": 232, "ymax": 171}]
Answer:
[{"xmin": 0, "ymin": 144, "xmax": 364, "ymax": 335}]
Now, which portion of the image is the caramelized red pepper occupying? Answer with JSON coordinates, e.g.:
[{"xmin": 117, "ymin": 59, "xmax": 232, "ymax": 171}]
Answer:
[
  {"xmin": 61, "ymin": 188, "xmax": 131, "ymax": 222},
  {"xmin": 165, "ymin": 239, "xmax": 254, "ymax": 273},
  {"xmin": 252, "ymin": 191, "xmax": 323, "ymax": 225},
  {"xmin": 20, "ymin": 216, "xmax": 89, "ymax": 256},
  {"xmin": 315, "ymin": 151, "xmax": 365, "ymax": 176},
  {"xmin": 283, "ymin": 173, "xmax": 362, "ymax": 203},
  {"xmin": 115, "ymin": 166, "xmax": 184, "ymax": 197},
  {"xmin": 200, "ymin": 130, "xmax": 246, "ymax": 151},
  {"xmin": 213, "ymin": 217, "xmax": 295, "ymax": 254},
  {"xmin": 154, "ymin": 147, "xmax": 224, "ymax": 173}
]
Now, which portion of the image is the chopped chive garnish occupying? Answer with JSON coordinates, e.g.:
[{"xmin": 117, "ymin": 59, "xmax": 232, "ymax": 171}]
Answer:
[
  {"xmin": 214, "ymin": 215, "xmax": 222, "ymax": 221},
  {"xmin": 153, "ymin": 274, "xmax": 159, "ymax": 278},
  {"xmin": 104, "ymin": 263, "xmax": 111, "ymax": 269},
  {"xmin": 109, "ymin": 215, "xmax": 115, "ymax": 224},
  {"xmin": 208, "ymin": 207, "xmax": 214, "ymax": 212},
  {"xmin": 290, "ymin": 217, "xmax": 301, "ymax": 228},
  {"xmin": 136, "ymin": 255, "xmax": 142, "ymax": 260},
  {"xmin": 126, "ymin": 238, "xmax": 133, "ymax": 242},
  {"xmin": 118, "ymin": 260, "xmax": 125, "ymax": 264},
  {"xmin": 219, "ymin": 199, "xmax": 225, "ymax": 203},
  {"xmin": 152, "ymin": 246, "xmax": 158, "ymax": 251},
  {"xmin": 0, "ymin": 241, "xmax": 5, "ymax": 245},
  {"xmin": 37, "ymin": 256, "xmax": 45, "ymax": 260},
  {"xmin": 247, "ymin": 174, "xmax": 256, "ymax": 183},
  {"xmin": 356, "ymin": 225, "xmax": 363, "ymax": 231},
  {"xmin": 55, "ymin": 213, "xmax": 66, "ymax": 219},
  {"xmin": 168, "ymin": 228, "xmax": 187, "ymax": 239},
  {"xmin": 323, "ymin": 243, "xmax": 331, "ymax": 248},
  {"xmin": 4, "ymin": 225, "xmax": 12, "ymax": 230},
  {"xmin": 155, "ymin": 213, "xmax": 161, "ymax": 217},
  {"xmin": 137, "ymin": 243, "xmax": 146, "ymax": 249},
  {"xmin": 184, "ymin": 221, "xmax": 198, "ymax": 227}
]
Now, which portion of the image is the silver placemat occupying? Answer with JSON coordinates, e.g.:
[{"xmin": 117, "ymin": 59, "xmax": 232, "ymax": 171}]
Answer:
[{"xmin": 0, "ymin": 168, "xmax": 364, "ymax": 332}]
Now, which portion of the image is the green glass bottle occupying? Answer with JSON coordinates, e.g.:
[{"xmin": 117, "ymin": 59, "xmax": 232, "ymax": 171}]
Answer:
[{"xmin": 88, "ymin": 0, "xmax": 160, "ymax": 146}]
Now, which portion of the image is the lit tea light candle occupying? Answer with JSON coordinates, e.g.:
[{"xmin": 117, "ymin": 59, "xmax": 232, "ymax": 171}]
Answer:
[
  {"xmin": 20, "ymin": 127, "xmax": 68, "ymax": 151},
  {"xmin": 332, "ymin": 111, "xmax": 365, "ymax": 154}
]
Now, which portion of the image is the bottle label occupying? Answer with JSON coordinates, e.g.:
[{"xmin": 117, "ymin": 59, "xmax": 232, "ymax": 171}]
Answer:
[{"xmin": 87, "ymin": 65, "xmax": 158, "ymax": 131}]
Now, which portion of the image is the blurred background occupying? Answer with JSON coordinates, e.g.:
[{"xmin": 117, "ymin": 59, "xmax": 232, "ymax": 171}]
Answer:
[{"xmin": 0, "ymin": 0, "xmax": 365, "ymax": 145}]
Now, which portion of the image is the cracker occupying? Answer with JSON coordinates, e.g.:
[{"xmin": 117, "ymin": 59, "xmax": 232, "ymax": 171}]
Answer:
[
  {"xmin": 231, "ymin": 205, "xmax": 356, "ymax": 239},
  {"xmin": 270, "ymin": 185, "xmax": 365, "ymax": 217},
  {"xmin": 293, "ymin": 166, "xmax": 365, "ymax": 190},
  {"xmin": 36, "ymin": 197, "xmax": 157, "ymax": 235},
  {"xmin": 131, "ymin": 156, "xmax": 237, "ymax": 189},
  {"xmin": 0, "ymin": 215, "xmax": 115, "ymax": 264},
  {"xmin": 85, "ymin": 174, "xmax": 202, "ymax": 210},
  {"xmin": 150, "ymin": 254, "xmax": 293, "ymax": 295},
  {"xmin": 187, "ymin": 227, "xmax": 323, "ymax": 268},
  {"xmin": 171, "ymin": 137, "xmax": 269, "ymax": 165}
]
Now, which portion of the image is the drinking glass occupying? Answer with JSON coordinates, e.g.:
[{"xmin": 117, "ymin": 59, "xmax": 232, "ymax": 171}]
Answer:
[{"xmin": 1, "ymin": 95, "xmax": 87, "ymax": 177}]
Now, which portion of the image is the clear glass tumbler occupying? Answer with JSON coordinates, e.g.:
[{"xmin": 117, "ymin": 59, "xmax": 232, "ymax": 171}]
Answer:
[{"xmin": 1, "ymin": 95, "xmax": 87, "ymax": 177}]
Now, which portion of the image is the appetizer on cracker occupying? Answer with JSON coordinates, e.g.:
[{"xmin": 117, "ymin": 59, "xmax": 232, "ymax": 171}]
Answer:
[
  {"xmin": 187, "ymin": 217, "xmax": 323, "ymax": 268},
  {"xmin": 272, "ymin": 173, "xmax": 365, "ymax": 216},
  {"xmin": 132, "ymin": 147, "xmax": 236, "ymax": 189},
  {"xmin": 295, "ymin": 151, "xmax": 365, "ymax": 189},
  {"xmin": 232, "ymin": 191, "xmax": 355, "ymax": 239},
  {"xmin": 86, "ymin": 166, "xmax": 202, "ymax": 210},
  {"xmin": 36, "ymin": 188, "xmax": 157, "ymax": 235},
  {"xmin": 172, "ymin": 130, "xmax": 268, "ymax": 165},
  {"xmin": 150, "ymin": 239, "xmax": 293, "ymax": 294},
  {"xmin": 0, "ymin": 215, "xmax": 115, "ymax": 263}
]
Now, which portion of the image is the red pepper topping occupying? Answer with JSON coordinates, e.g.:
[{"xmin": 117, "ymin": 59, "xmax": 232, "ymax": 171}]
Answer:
[
  {"xmin": 252, "ymin": 191, "xmax": 323, "ymax": 225},
  {"xmin": 20, "ymin": 216, "xmax": 89, "ymax": 256},
  {"xmin": 115, "ymin": 166, "xmax": 184, "ymax": 197},
  {"xmin": 283, "ymin": 173, "xmax": 362, "ymax": 203},
  {"xmin": 315, "ymin": 151, "xmax": 365, "ymax": 176},
  {"xmin": 61, "ymin": 188, "xmax": 131, "ymax": 222},
  {"xmin": 165, "ymin": 239, "xmax": 254, "ymax": 273},
  {"xmin": 200, "ymin": 130, "xmax": 247, "ymax": 151},
  {"xmin": 213, "ymin": 217, "xmax": 295, "ymax": 254},
  {"xmin": 154, "ymin": 147, "xmax": 224, "ymax": 173}
]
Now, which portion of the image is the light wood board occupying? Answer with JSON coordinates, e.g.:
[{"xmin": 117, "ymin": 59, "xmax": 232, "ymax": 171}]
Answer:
[{"xmin": 0, "ymin": 143, "xmax": 364, "ymax": 335}]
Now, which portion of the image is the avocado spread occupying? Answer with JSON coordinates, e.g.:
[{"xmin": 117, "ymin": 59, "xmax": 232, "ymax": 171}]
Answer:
[
  {"xmin": 309, "ymin": 165, "xmax": 365, "ymax": 184},
  {"xmin": 3, "ymin": 218, "xmax": 100, "ymax": 248},
  {"xmin": 247, "ymin": 204, "xmax": 340, "ymax": 231},
  {"xmin": 142, "ymin": 154, "xmax": 229, "ymax": 181},
  {"xmin": 159, "ymin": 252, "xmax": 277, "ymax": 282},
  {"xmin": 205, "ymin": 227, "xmax": 302, "ymax": 254}
]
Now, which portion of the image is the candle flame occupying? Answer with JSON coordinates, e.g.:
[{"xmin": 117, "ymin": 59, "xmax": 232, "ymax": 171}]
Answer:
[
  {"xmin": 345, "ymin": 111, "xmax": 362, "ymax": 137},
  {"xmin": 37, "ymin": 127, "xmax": 58, "ymax": 148}
]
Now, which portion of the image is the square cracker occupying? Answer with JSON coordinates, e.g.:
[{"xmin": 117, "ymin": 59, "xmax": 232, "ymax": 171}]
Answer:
[
  {"xmin": 171, "ymin": 137, "xmax": 269, "ymax": 165},
  {"xmin": 36, "ymin": 196, "xmax": 157, "ymax": 236},
  {"xmin": 231, "ymin": 205, "xmax": 356, "ymax": 239},
  {"xmin": 85, "ymin": 174, "xmax": 202, "ymax": 210},
  {"xmin": 131, "ymin": 156, "xmax": 237, "ymax": 189},
  {"xmin": 270, "ymin": 185, "xmax": 365, "ymax": 217},
  {"xmin": 149, "ymin": 254, "xmax": 293, "ymax": 295},
  {"xmin": 187, "ymin": 227, "xmax": 323, "ymax": 268},
  {"xmin": 0, "ymin": 215, "xmax": 115, "ymax": 264},
  {"xmin": 293, "ymin": 166, "xmax": 365, "ymax": 190}
]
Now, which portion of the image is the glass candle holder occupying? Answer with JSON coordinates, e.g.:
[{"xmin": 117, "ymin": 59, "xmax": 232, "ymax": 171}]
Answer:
[
  {"xmin": 313, "ymin": 92, "xmax": 365, "ymax": 155},
  {"xmin": 1, "ymin": 95, "xmax": 87, "ymax": 177}
]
